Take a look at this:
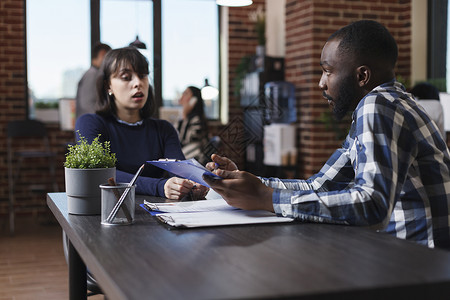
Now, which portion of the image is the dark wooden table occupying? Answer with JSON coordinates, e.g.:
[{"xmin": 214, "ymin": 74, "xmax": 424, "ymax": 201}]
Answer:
[{"xmin": 47, "ymin": 192, "xmax": 450, "ymax": 300}]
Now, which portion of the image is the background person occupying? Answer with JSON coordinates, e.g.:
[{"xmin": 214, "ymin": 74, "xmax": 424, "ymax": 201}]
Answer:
[
  {"xmin": 410, "ymin": 82, "xmax": 445, "ymax": 138},
  {"xmin": 76, "ymin": 47, "xmax": 207, "ymax": 200},
  {"xmin": 204, "ymin": 20, "xmax": 450, "ymax": 250},
  {"xmin": 75, "ymin": 42, "xmax": 111, "ymax": 119},
  {"xmin": 177, "ymin": 86, "xmax": 210, "ymax": 165}
]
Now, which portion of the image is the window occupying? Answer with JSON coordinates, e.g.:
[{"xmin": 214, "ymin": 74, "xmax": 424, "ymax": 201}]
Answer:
[
  {"xmin": 27, "ymin": 0, "xmax": 90, "ymax": 119},
  {"xmin": 26, "ymin": 0, "xmax": 220, "ymax": 121},
  {"xmin": 100, "ymin": 0, "xmax": 154, "ymax": 87},
  {"xmin": 162, "ymin": 0, "xmax": 220, "ymax": 120}
]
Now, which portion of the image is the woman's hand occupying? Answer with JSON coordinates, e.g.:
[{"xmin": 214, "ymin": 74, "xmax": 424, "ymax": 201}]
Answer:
[
  {"xmin": 164, "ymin": 177, "xmax": 209, "ymax": 200},
  {"xmin": 164, "ymin": 177, "xmax": 195, "ymax": 200}
]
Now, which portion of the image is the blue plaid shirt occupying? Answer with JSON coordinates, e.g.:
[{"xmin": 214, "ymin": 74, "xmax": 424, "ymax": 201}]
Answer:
[{"xmin": 263, "ymin": 80, "xmax": 450, "ymax": 249}]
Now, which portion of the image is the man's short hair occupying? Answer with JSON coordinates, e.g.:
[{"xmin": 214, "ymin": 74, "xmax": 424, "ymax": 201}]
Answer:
[
  {"xmin": 328, "ymin": 20, "xmax": 398, "ymax": 69},
  {"xmin": 92, "ymin": 42, "xmax": 112, "ymax": 59}
]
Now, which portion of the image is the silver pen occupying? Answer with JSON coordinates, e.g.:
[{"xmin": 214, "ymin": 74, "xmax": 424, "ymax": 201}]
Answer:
[{"xmin": 106, "ymin": 164, "xmax": 144, "ymax": 223}]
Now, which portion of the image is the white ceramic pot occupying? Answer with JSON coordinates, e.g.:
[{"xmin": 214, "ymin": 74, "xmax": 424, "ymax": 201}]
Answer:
[{"xmin": 65, "ymin": 167, "xmax": 116, "ymax": 215}]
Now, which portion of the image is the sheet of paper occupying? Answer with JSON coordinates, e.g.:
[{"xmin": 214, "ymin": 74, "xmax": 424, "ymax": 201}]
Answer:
[
  {"xmin": 144, "ymin": 199, "xmax": 236, "ymax": 213},
  {"xmin": 143, "ymin": 198, "xmax": 294, "ymax": 228},
  {"xmin": 157, "ymin": 210, "xmax": 294, "ymax": 228}
]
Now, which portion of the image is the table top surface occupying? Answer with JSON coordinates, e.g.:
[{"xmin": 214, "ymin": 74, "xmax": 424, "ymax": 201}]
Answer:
[{"xmin": 47, "ymin": 192, "xmax": 450, "ymax": 300}]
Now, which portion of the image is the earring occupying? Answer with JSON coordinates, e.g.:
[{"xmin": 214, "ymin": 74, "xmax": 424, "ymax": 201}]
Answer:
[{"xmin": 108, "ymin": 91, "xmax": 113, "ymax": 96}]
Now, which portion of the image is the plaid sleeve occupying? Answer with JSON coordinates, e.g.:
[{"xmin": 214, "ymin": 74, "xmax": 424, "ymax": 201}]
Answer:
[
  {"xmin": 260, "ymin": 144, "xmax": 355, "ymax": 192},
  {"xmin": 269, "ymin": 91, "xmax": 416, "ymax": 227}
]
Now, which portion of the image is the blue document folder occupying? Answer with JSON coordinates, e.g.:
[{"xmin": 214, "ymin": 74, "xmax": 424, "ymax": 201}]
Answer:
[{"xmin": 147, "ymin": 158, "xmax": 221, "ymax": 188}]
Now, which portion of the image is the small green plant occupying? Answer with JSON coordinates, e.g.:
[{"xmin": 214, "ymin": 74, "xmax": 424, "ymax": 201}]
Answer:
[
  {"xmin": 35, "ymin": 101, "xmax": 59, "ymax": 109},
  {"xmin": 64, "ymin": 132, "xmax": 116, "ymax": 169},
  {"xmin": 234, "ymin": 55, "xmax": 253, "ymax": 97},
  {"xmin": 248, "ymin": 5, "xmax": 266, "ymax": 45}
]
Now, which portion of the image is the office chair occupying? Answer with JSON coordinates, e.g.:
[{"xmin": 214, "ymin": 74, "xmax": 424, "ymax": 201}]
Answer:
[
  {"xmin": 7, "ymin": 119, "xmax": 58, "ymax": 235},
  {"xmin": 62, "ymin": 231, "xmax": 106, "ymax": 298}
]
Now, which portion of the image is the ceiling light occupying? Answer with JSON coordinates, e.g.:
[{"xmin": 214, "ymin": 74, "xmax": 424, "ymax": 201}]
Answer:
[
  {"xmin": 129, "ymin": 35, "xmax": 147, "ymax": 50},
  {"xmin": 201, "ymin": 79, "xmax": 219, "ymax": 100},
  {"xmin": 216, "ymin": 0, "xmax": 253, "ymax": 7}
]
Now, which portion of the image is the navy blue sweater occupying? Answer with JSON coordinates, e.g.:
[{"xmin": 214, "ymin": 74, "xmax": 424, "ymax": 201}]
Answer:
[{"xmin": 75, "ymin": 114, "xmax": 185, "ymax": 196}]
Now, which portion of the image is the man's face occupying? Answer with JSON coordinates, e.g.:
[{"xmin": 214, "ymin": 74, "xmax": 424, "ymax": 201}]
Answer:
[{"xmin": 319, "ymin": 40, "xmax": 360, "ymax": 120}]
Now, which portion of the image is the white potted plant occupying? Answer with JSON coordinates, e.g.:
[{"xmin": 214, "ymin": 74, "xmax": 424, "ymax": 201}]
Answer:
[{"xmin": 64, "ymin": 132, "xmax": 117, "ymax": 215}]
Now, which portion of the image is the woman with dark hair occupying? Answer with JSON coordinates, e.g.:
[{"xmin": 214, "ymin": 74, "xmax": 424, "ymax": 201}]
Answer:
[
  {"xmin": 76, "ymin": 47, "xmax": 208, "ymax": 199},
  {"xmin": 177, "ymin": 86, "xmax": 210, "ymax": 165}
]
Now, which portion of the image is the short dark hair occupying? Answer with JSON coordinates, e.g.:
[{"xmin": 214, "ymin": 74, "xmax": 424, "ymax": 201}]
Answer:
[
  {"xmin": 410, "ymin": 82, "xmax": 440, "ymax": 101},
  {"xmin": 96, "ymin": 47, "xmax": 154, "ymax": 118},
  {"xmin": 92, "ymin": 42, "xmax": 111, "ymax": 59},
  {"xmin": 328, "ymin": 20, "xmax": 398, "ymax": 69}
]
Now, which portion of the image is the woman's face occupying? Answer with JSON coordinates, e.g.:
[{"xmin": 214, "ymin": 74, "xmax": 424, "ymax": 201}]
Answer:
[
  {"xmin": 178, "ymin": 88, "xmax": 193, "ymax": 107},
  {"xmin": 108, "ymin": 63, "xmax": 149, "ymax": 113}
]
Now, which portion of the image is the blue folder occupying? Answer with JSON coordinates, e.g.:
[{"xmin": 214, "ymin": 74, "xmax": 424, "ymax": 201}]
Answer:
[{"xmin": 147, "ymin": 159, "xmax": 221, "ymax": 188}]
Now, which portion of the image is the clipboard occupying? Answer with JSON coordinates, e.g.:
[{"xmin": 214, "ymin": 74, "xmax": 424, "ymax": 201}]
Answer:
[{"xmin": 147, "ymin": 158, "xmax": 221, "ymax": 188}]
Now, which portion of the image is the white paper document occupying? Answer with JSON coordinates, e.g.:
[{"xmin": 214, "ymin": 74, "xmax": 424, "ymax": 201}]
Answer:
[
  {"xmin": 143, "ymin": 199, "xmax": 234, "ymax": 213},
  {"xmin": 143, "ymin": 198, "xmax": 294, "ymax": 228}
]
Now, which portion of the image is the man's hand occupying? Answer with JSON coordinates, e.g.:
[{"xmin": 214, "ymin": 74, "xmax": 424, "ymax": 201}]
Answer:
[
  {"xmin": 190, "ymin": 183, "xmax": 209, "ymax": 200},
  {"xmin": 206, "ymin": 154, "xmax": 239, "ymax": 172},
  {"xmin": 203, "ymin": 169, "xmax": 274, "ymax": 212}
]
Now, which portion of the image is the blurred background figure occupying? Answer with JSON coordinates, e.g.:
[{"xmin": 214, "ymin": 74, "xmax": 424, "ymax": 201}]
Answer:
[
  {"xmin": 75, "ymin": 42, "xmax": 111, "ymax": 119},
  {"xmin": 410, "ymin": 82, "xmax": 445, "ymax": 138},
  {"xmin": 178, "ymin": 86, "xmax": 210, "ymax": 165}
]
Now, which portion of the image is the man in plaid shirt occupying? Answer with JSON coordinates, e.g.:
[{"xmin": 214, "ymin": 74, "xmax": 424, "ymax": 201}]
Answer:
[{"xmin": 204, "ymin": 20, "xmax": 450, "ymax": 250}]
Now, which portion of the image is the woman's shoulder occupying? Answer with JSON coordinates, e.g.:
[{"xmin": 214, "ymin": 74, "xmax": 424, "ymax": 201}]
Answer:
[
  {"xmin": 75, "ymin": 113, "xmax": 113, "ymax": 142},
  {"xmin": 186, "ymin": 114, "xmax": 207, "ymax": 129},
  {"xmin": 188, "ymin": 114, "xmax": 202, "ymax": 122},
  {"xmin": 77, "ymin": 113, "xmax": 114, "ymax": 127},
  {"xmin": 76, "ymin": 113, "xmax": 99, "ymax": 127},
  {"xmin": 78, "ymin": 113, "xmax": 110, "ymax": 122}
]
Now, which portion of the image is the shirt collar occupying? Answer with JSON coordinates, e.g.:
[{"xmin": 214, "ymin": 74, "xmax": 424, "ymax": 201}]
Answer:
[{"xmin": 114, "ymin": 116, "xmax": 144, "ymax": 126}]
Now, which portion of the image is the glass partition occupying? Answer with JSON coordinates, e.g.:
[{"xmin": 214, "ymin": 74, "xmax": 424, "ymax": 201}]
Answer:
[
  {"xmin": 162, "ymin": 0, "xmax": 219, "ymax": 120},
  {"xmin": 27, "ymin": 0, "xmax": 90, "ymax": 120}
]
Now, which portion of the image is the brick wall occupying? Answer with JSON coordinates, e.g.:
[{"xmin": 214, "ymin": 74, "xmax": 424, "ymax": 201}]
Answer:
[
  {"xmin": 0, "ymin": 0, "xmax": 413, "ymax": 215},
  {"xmin": 285, "ymin": 0, "xmax": 411, "ymax": 178},
  {"xmin": 0, "ymin": 0, "xmax": 267, "ymax": 215},
  {"xmin": 212, "ymin": 0, "xmax": 266, "ymax": 168},
  {"xmin": 0, "ymin": 0, "xmax": 27, "ymax": 213},
  {"xmin": 0, "ymin": 1, "xmax": 74, "ymax": 215},
  {"xmin": 0, "ymin": 0, "xmax": 27, "ymax": 138}
]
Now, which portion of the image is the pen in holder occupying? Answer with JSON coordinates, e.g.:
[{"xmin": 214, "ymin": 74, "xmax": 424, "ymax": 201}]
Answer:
[
  {"xmin": 108, "ymin": 177, "xmax": 133, "ymax": 223},
  {"xmin": 100, "ymin": 183, "xmax": 135, "ymax": 225},
  {"xmin": 103, "ymin": 164, "xmax": 144, "ymax": 225}
]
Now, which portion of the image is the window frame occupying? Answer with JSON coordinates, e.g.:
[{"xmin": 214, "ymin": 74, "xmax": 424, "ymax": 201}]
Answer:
[{"xmin": 25, "ymin": 0, "xmax": 223, "ymax": 121}]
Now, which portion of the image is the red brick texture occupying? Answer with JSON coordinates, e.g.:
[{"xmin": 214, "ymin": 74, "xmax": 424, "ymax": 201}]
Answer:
[
  {"xmin": 0, "ymin": 0, "xmax": 74, "ymax": 215},
  {"xmin": 212, "ymin": 0, "xmax": 266, "ymax": 168},
  {"xmin": 0, "ymin": 0, "xmax": 412, "ymax": 214},
  {"xmin": 285, "ymin": 0, "xmax": 411, "ymax": 178}
]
